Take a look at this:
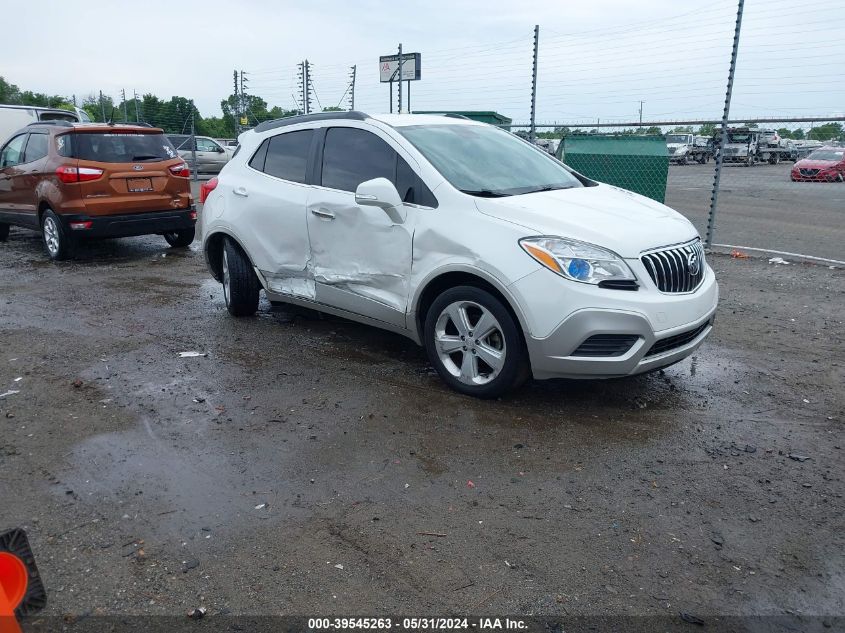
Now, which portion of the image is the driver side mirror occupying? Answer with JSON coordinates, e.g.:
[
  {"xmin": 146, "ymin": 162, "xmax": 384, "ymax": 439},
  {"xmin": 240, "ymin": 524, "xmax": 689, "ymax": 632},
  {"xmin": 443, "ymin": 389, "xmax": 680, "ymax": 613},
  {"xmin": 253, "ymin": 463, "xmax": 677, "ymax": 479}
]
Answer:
[{"xmin": 355, "ymin": 177, "xmax": 405, "ymax": 224}]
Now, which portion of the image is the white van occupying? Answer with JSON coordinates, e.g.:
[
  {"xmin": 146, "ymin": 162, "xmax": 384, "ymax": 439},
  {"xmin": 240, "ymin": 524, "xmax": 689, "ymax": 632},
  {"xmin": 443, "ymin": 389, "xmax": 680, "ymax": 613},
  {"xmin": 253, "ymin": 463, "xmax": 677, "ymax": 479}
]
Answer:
[{"xmin": 0, "ymin": 105, "xmax": 81, "ymax": 145}]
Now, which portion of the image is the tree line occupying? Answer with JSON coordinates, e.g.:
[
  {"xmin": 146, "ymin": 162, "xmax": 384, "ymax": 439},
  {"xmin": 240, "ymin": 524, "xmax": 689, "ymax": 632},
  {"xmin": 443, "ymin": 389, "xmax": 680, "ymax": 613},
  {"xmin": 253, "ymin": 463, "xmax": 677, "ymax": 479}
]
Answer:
[{"xmin": 1, "ymin": 76, "xmax": 306, "ymax": 138}]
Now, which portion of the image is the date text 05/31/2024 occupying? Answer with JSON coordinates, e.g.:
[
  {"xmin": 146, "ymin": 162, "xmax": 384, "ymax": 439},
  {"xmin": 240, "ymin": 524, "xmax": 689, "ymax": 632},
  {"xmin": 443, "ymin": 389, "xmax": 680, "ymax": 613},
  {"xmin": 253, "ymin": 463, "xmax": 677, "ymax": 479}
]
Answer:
[{"xmin": 307, "ymin": 618, "xmax": 528, "ymax": 630}]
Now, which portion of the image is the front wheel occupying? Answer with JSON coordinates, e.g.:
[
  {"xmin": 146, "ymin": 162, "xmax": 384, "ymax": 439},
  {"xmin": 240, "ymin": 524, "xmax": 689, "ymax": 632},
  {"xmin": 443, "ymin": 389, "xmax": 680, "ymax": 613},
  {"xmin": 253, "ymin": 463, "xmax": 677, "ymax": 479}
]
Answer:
[
  {"xmin": 163, "ymin": 228, "xmax": 195, "ymax": 248},
  {"xmin": 222, "ymin": 238, "xmax": 259, "ymax": 317},
  {"xmin": 424, "ymin": 286, "xmax": 529, "ymax": 398},
  {"xmin": 42, "ymin": 210, "xmax": 73, "ymax": 260}
]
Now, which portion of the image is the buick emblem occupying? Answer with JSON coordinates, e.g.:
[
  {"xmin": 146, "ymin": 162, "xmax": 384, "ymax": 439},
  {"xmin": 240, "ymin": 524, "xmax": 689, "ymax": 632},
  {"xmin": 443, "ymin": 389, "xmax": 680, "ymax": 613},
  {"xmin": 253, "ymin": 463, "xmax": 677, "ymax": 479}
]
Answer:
[
  {"xmin": 687, "ymin": 251, "xmax": 700, "ymax": 275},
  {"xmin": 133, "ymin": 165, "xmax": 144, "ymax": 171}
]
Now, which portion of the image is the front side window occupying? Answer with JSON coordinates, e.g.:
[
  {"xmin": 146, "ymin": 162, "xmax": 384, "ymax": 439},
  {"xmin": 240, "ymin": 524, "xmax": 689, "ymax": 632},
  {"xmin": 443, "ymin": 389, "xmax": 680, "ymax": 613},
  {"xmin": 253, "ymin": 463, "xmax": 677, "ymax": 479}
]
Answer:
[
  {"xmin": 61, "ymin": 133, "xmax": 178, "ymax": 163},
  {"xmin": 398, "ymin": 124, "xmax": 582, "ymax": 196},
  {"xmin": 24, "ymin": 133, "xmax": 49, "ymax": 162},
  {"xmin": 0, "ymin": 134, "xmax": 27, "ymax": 168},
  {"xmin": 263, "ymin": 130, "xmax": 313, "ymax": 183},
  {"xmin": 321, "ymin": 127, "xmax": 436, "ymax": 206},
  {"xmin": 196, "ymin": 137, "xmax": 220, "ymax": 152},
  {"xmin": 321, "ymin": 127, "xmax": 395, "ymax": 192}
]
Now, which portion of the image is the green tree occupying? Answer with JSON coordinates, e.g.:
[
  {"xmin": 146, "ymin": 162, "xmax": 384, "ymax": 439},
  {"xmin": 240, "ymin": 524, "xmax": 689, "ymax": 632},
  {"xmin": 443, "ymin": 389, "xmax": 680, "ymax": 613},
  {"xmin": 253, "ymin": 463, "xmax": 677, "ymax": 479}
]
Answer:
[
  {"xmin": 671, "ymin": 126, "xmax": 693, "ymax": 133},
  {"xmin": 807, "ymin": 122, "xmax": 843, "ymax": 141},
  {"xmin": 791, "ymin": 128, "xmax": 805, "ymax": 140},
  {"xmin": 697, "ymin": 123, "xmax": 716, "ymax": 137},
  {"xmin": 644, "ymin": 126, "xmax": 662, "ymax": 136}
]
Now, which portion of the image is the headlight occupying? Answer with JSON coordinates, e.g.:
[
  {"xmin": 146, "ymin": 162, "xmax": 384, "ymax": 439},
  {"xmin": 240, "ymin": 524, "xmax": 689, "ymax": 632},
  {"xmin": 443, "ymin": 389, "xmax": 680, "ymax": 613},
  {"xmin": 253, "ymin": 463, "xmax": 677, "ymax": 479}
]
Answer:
[{"xmin": 519, "ymin": 237, "xmax": 636, "ymax": 285}]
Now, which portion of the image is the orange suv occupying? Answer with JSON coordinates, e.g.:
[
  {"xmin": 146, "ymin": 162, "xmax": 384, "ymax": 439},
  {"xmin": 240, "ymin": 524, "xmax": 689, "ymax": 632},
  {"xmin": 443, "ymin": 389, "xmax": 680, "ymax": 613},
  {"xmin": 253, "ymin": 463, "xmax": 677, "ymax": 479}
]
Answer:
[{"xmin": 0, "ymin": 121, "xmax": 195, "ymax": 260}]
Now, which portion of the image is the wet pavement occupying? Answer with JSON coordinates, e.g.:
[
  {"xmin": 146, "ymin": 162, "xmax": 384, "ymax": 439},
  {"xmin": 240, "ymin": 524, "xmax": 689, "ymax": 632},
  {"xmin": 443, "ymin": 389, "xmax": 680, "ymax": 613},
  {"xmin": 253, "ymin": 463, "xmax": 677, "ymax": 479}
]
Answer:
[{"xmin": 0, "ymin": 225, "xmax": 843, "ymax": 620}]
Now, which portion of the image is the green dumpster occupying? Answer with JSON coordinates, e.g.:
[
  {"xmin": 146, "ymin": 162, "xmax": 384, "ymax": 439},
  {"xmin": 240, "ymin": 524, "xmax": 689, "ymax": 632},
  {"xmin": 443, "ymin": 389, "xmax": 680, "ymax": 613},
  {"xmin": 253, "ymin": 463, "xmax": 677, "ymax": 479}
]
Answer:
[{"xmin": 556, "ymin": 135, "xmax": 669, "ymax": 202}]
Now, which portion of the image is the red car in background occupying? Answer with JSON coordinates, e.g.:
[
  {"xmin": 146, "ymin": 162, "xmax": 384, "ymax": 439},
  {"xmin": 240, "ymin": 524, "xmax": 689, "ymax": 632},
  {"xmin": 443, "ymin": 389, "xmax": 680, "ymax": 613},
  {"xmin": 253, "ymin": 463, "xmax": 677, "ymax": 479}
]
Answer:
[{"xmin": 791, "ymin": 147, "xmax": 845, "ymax": 182}]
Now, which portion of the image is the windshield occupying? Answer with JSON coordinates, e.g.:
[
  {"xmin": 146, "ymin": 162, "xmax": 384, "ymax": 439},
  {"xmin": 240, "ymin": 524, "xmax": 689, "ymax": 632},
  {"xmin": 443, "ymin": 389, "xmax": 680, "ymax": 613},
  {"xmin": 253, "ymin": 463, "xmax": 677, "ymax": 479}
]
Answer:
[
  {"xmin": 727, "ymin": 133, "xmax": 752, "ymax": 143},
  {"xmin": 59, "ymin": 132, "xmax": 178, "ymax": 163},
  {"xmin": 397, "ymin": 124, "xmax": 582, "ymax": 196},
  {"xmin": 666, "ymin": 135, "xmax": 690, "ymax": 144},
  {"xmin": 807, "ymin": 149, "xmax": 844, "ymax": 161}
]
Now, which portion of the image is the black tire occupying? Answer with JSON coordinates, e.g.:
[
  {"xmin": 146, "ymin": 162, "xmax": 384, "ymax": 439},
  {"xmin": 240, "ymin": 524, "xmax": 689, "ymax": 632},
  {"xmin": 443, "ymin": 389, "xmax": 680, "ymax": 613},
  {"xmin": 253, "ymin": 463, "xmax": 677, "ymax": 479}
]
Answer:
[
  {"xmin": 0, "ymin": 223, "xmax": 9, "ymax": 242},
  {"xmin": 424, "ymin": 285, "xmax": 529, "ymax": 398},
  {"xmin": 222, "ymin": 238, "xmax": 259, "ymax": 317},
  {"xmin": 41, "ymin": 209, "xmax": 74, "ymax": 261},
  {"xmin": 163, "ymin": 227, "xmax": 195, "ymax": 248}
]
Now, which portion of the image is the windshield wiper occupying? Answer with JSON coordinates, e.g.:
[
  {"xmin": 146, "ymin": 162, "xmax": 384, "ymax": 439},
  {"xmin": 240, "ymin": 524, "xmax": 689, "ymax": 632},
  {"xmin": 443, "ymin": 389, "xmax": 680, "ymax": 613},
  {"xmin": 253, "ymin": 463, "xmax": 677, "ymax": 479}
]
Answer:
[
  {"xmin": 518, "ymin": 184, "xmax": 576, "ymax": 194},
  {"xmin": 130, "ymin": 154, "xmax": 164, "ymax": 161},
  {"xmin": 460, "ymin": 189, "xmax": 512, "ymax": 198}
]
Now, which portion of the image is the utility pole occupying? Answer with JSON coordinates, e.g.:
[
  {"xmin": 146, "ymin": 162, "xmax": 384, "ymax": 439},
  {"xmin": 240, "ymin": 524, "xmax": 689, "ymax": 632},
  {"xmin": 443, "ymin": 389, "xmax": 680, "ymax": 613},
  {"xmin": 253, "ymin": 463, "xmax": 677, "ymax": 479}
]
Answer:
[
  {"xmin": 99, "ymin": 90, "xmax": 106, "ymax": 122},
  {"xmin": 304, "ymin": 60, "xmax": 312, "ymax": 114},
  {"xmin": 397, "ymin": 43, "xmax": 403, "ymax": 114},
  {"xmin": 121, "ymin": 89, "xmax": 128, "ymax": 122},
  {"xmin": 638, "ymin": 101, "xmax": 644, "ymax": 126},
  {"xmin": 349, "ymin": 65, "xmax": 356, "ymax": 111},
  {"xmin": 239, "ymin": 70, "xmax": 249, "ymax": 126},
  {"xmin": 189, "ymin": 100, "xmax": 198, "ymax": 183},
  {"xmin": 133, "ymin": 90, "xmax": 140, "ymax": 122},
  {"xmin": 705, "ymin": 0, "xmax": 744, "ymax": 249},
  {"xmin": 233, "ymin": 70, "xmax": 240, "ymax": 135},
  {"xmin": 530, "ymin": 25, "xmax": 539, "ymax": 142}
]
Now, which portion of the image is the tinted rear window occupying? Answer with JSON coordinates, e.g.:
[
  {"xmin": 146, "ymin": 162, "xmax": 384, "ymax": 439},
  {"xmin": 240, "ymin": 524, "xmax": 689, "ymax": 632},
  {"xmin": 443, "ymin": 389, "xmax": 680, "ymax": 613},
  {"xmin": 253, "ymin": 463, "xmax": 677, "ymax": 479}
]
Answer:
[
  {"xmin": 57, "ymin": 133, "xmax": 178, "ymax": 163},
  {"xmin": 263, "ymin": 130, "xmax": 313, "ymax": 183}
]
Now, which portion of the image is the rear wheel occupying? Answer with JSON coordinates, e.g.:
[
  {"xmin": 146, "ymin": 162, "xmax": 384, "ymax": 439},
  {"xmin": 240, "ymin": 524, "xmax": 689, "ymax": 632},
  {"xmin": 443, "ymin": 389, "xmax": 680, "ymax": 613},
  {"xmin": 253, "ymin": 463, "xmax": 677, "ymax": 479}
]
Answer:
[
  {"xmin": 424, "ymin": 286, "xmax": 529, "ymax": 398},
  {"xmin": 0, "ymin": 223, "xmax": 8, "ymax": 242},
  {"xmin": 163, "ymin": 228, "xmax": 195, "ymax": 248},
  {"xmin": 222, "ymin": 238, "xmax": 259, "ymax": 317},
  {"xmin": 41, "ymin": 210, "xmax": 73, "ymax": 260}
]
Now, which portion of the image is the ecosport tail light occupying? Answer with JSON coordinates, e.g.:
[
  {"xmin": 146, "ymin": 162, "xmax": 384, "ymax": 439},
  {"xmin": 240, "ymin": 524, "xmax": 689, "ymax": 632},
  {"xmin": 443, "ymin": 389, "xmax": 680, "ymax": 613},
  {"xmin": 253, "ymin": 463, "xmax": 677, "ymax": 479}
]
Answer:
[
  {"xmin": 169, "ymin": 163, "xmax": 190, "ymax": 178},
  {"xmin": 199, "ymin": 176, "xmax": 218, "ymax": 203},
  {"xmin": 55, "ymin": 166, "xmax": 104, "ymax": 183}
]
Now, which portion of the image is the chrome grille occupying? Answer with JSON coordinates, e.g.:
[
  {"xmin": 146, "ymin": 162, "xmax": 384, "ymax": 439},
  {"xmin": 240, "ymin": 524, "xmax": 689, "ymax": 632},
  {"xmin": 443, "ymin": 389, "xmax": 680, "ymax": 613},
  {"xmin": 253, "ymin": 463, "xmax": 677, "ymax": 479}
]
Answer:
[
  {"xmin": 799, "ymin": 168, "xmax": 819, "ymax": 176},
  {"xmin": 641, "ymin": 240, "xmax": 705, "ymax": 293}
]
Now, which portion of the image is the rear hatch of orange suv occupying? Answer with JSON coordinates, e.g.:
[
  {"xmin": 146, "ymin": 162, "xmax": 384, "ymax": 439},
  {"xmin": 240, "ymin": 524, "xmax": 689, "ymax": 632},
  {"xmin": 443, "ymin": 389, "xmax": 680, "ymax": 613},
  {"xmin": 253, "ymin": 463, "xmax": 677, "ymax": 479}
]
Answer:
[{"xmin": 55, "ymin": 125, "xmax": 194, "ymax": 233}]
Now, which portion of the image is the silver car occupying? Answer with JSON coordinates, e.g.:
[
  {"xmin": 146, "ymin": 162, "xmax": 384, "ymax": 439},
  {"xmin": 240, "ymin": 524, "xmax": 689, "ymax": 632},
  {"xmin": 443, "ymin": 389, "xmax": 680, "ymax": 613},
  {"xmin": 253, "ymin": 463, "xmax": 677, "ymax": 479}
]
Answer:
[{"xmin": 167, "ymin": 134, "xmax": 232, "ymax": 175}]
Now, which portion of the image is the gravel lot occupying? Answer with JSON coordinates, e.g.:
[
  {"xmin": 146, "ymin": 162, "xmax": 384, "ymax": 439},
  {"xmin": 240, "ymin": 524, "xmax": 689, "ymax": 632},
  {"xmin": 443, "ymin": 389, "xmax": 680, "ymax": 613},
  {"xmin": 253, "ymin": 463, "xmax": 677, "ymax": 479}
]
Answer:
[
  {"xmin": 0, "ymin": 211, "xmax": 843, "ymax": 626},
  {"xmin": 665, "ymin": 162, "xmax": 845, "ymax": 261}
]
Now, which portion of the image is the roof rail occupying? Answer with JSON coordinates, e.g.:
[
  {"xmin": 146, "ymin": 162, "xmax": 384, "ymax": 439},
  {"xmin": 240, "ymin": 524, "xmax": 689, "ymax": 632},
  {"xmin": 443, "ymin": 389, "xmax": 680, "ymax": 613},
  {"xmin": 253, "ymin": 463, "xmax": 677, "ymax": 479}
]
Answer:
[
  {"xmin": 254, "ymin": 110, "xmax": 369, "ymax": 133},
  {"xmin": 27, "ymin": 120, "xmax": 74, "ymax": 127}
]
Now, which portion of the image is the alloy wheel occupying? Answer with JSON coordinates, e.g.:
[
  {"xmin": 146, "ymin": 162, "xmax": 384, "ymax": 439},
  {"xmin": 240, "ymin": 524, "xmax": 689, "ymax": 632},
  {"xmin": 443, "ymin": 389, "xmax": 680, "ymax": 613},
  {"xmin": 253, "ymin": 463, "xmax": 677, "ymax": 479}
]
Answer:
[
  {"xmin": 222, "ymin": 248, "xmax": 231, "ymax": 305},
  {"xmin": 43, "ymin": 217, "xmax": 60, "ymax": 256},
  {"xmin": 434, "ymin": 300, "xmax": 506, "ymax": 386}
]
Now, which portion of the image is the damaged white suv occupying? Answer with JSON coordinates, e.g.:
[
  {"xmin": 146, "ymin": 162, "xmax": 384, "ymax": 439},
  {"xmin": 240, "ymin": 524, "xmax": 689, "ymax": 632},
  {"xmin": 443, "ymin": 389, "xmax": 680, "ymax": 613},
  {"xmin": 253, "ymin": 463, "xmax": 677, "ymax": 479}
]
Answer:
[{"xmin": 201, "ymin": 112, "xmax": 717, "ymax": 398}]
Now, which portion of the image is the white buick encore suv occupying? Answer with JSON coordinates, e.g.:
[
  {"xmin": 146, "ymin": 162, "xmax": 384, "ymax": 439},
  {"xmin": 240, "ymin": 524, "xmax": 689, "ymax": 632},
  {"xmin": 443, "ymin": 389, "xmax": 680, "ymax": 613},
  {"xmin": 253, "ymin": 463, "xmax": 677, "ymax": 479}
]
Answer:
[{"xmin": 200, "ymin": 112, "xmax": 718, "ymax": 398}]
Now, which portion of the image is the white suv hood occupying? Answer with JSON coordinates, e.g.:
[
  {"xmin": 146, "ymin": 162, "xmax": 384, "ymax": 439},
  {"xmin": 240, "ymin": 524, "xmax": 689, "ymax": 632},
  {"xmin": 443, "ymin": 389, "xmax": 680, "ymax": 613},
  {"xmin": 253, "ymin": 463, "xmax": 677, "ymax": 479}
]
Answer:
[{"xmin": 474, "ymin": 183, "xmax": 699, "ymax": 258}]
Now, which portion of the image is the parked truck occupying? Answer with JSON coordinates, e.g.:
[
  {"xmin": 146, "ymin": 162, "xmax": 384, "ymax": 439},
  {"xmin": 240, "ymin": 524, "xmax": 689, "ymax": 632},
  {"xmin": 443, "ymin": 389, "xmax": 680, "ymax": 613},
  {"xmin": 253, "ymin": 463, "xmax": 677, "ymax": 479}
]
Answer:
[
  {"xmin": 715, "ymin": 127, "xmax": 791, "ymax": 165},
  {"xmin": 665, "ymin": 133, "xmax": 713, "ymax": 164}
]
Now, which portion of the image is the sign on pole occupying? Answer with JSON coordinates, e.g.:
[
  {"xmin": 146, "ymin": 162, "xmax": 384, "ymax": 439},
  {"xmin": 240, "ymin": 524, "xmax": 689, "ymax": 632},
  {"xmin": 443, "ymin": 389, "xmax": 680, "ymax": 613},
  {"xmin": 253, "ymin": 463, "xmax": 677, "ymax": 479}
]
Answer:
[{"xmin": 379, "ymin": 53, "xmax": 421, "ymax": 83}]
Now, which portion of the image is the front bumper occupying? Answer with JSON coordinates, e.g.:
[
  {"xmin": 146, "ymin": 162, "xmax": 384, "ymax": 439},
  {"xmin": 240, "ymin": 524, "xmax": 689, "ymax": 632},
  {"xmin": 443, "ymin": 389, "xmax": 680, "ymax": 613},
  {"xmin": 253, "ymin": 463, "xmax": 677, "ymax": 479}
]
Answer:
[
  {"xmin": 59, "ymin": 208, "xmax": 196, "ymax": 239},
  {"xmin": 511, "ymin": 264, "xmax": 719, "ymax": 380},
  {"xmin": 791, "ymin": 172, "xmax": 839, "ymax": 182}
]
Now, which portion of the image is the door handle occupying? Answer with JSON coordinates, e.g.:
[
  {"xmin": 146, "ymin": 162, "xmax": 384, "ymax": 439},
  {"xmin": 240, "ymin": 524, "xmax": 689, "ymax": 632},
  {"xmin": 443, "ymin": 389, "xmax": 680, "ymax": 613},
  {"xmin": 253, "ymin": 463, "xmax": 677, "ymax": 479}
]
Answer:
[
  {"xmin": 233, "ymin": 186, "xmax": 248, "ymax": 197},
  {"xmin": 311, "ymin": 208, "xmax": 335, "ymax": 220}
]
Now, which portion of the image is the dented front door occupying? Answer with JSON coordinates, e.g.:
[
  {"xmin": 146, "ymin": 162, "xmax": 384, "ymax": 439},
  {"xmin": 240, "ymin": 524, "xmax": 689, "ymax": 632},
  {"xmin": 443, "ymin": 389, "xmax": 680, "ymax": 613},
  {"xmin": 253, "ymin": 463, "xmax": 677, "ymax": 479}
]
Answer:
[{"xmin": 306, "ymin": 185, "xmax": 413, "ymax": 327}]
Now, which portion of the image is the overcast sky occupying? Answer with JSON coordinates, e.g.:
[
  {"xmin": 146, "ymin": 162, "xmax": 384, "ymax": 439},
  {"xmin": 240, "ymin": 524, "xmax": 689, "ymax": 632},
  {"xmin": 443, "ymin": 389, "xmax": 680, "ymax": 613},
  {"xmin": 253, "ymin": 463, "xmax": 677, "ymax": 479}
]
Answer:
[{"xmin": 5, "ymin": 0, "xmax": 843, "ymax": 127}]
